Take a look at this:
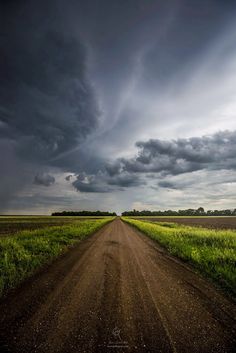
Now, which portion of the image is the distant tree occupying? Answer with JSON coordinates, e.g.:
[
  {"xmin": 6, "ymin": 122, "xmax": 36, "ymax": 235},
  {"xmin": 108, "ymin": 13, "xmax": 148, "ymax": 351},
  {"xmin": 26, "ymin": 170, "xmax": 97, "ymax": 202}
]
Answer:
[
  {"xmin": 196, "ymin": 207, "xmax": 205, "ymax": 215},
  {"xmin": 52, "ymin": 210, "xmax": 117, "ymax": 216},
  {"xmin": 121, "ymin": 207, "xmax": 236, "ymax": 217}
]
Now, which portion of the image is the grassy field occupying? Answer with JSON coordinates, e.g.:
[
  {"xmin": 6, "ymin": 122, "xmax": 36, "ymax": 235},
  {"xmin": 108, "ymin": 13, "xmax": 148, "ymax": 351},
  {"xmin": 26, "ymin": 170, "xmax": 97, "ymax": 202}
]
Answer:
[
  {"xmin": 0, "ymin": 218, "xmax": 112, "ymax": 297},
  {"xmin": 0, "ymin": 216, "xmax": 113, "ymax": 236},
  {"xmin": 122, "ymin": 217, "xmax": 236, "ymax": 297},
  {"xmin": 131, "ymin": 216, "xmax": 236, "ymax": 230}
]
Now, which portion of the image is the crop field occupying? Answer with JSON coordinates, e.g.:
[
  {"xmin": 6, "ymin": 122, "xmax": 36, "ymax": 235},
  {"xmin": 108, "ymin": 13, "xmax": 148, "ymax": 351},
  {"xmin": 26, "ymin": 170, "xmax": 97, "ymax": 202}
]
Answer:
[
  {"xmin": 123, "ymin": 217, "xmax": 236, "ymax": 296},
  {"xmin": 132, "ymin": 216, "xmax": 236, "ymax": 229},
  {"xmin": 0, "ymin": 216, "xmax": 111, "ymax": 236},
  {"xmin": 0, "ymin": 218, "xmax": 112, "ymax": 297},
  {"xmin": 1, "ymin": 217, "xmax": 236, "ymax": 353}
]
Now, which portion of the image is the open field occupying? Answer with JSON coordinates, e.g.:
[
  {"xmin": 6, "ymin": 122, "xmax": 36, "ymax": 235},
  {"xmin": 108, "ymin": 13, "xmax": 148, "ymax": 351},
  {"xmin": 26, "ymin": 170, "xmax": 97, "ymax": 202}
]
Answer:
[
  {"xmin": 0, "ymin": 216, "xmax": 112, "ymax": 236},
  {"xmin": 123, "ymin": 217, "xmax": 236, "ymax": 296},
  {"xmin": 132, "ymin": 216, "xmax": 236, "ymax": 229},
  {"xmin": 0, "ymin": 218, "xmax": 112, "ymax": 297},
  {"xmin": 0, "ymin": 218, "xmax": 235, "ymax": 353}
]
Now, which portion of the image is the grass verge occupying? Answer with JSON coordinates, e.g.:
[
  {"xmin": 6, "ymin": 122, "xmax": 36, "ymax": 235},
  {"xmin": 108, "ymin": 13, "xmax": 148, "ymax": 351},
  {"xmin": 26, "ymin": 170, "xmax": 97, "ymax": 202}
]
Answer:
[
  {"xmin": 0, "ymin": 218, "xmax": 112, "ymax": 297},
  {"xmin": 122, "ymin": 217, "xmax": 236, "ymax": 297}
]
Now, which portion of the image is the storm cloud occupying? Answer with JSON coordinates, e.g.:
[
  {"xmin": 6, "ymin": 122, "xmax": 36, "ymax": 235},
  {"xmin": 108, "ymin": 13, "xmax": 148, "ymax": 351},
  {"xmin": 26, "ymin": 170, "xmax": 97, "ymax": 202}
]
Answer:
[
  {"xmin": 1, "ymin": 0, "xmax": 236, "ymax": 213},
  {"xmin": 0, "ymin": 0, "xmax": 100, "ymax": 209},
  {"xmin": 34, "ymin": 173, "xmax": 55, "ymax": 187},
  {"xmin": 0, "ymin": 27, "xmax": 99, "ymax": 163},
  {"xmin": 71, "ymin": 129, "xmax": 236, "ymax": 196},
  {"xmin": 106, "ymin": 130, "xmax": 236, "ymax": 178},
  {"xmin": 72, "ymin": 171, "xmax": 144, "ymax": 193}
]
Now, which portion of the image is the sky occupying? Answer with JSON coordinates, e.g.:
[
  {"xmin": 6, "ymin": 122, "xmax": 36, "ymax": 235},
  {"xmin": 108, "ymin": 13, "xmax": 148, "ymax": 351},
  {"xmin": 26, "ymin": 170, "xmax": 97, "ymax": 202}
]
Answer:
[{"xmin": 1, "ymin": 0, "xmax": 236, "ymax": 214}]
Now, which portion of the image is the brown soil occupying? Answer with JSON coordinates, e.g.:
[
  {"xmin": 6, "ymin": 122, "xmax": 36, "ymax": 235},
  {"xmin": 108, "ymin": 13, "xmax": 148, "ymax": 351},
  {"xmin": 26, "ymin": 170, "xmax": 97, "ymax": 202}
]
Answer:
[
  {"xmin": 0, "ymin": 219, "xmax": 235, "ymax": 353},
  {"xmin": 136, "ymin": 217, "xmax": 236, "ymax": 229}
]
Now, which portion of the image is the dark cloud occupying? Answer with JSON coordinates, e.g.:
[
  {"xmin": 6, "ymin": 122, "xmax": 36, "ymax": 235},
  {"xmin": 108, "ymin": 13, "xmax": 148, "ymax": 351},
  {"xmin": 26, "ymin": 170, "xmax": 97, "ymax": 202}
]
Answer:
[
  {"xmin": 0, "ymin": 0, "xmax": 101, "ymax": 208},
  {"xmin": 1, "ymin": 0, "xmax": 236, "ymax": 212},
  {"xmin": 72, "ymin": 173, "xmax": 111, "ymax": 193},
  {"xmin": 65, "ymin": 175, "xmax": 73, "ymax": 181},
  {"xmin": 34, "ymin": 173, "xmax": 55, "ymax": 187},
  {"xmin": 158, "ymin": 181, "xmax": 178, "ymax": 189},
  {"xmin": 107, "ymin": 174, "xmax": 144, "ymax": 187},
  {"xmin": 106, "ymin": 162, "xmax": 123, "ymax": 177},
  {"xmin": 106, "ymin": 130, "xmax": 236, "ymax": 177},
  {"xmin": 0, "ymin": 1, "xmax": 99, "ymax": 166},
  {"xmin": 72, "ymin": 171, "xmax": 144, "ymax": 193},
  {"xmin": 70, "ymin": 130, "xmax": 236, "ymax": 194},
  {"xmin": 72, "ymin": 180, "xmax": 110, "ymax": 193}
]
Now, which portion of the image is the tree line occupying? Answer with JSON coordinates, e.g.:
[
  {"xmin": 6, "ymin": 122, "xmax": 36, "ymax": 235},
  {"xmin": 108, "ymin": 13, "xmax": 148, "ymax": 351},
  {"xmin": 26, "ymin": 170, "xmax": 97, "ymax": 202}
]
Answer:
[
  {"xmin": 52, "ymin": 211, "xmax": 117, "ymax": 216},
  {"xmin": 122, "ymin": 207, "xmax": 236, "ymax": 217}
]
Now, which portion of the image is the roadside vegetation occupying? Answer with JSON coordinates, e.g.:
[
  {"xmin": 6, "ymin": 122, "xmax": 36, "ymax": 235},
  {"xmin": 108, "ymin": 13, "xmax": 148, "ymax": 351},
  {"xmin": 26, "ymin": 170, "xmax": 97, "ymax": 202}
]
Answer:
[
  {"xmin": 0, "ymin": 218, "xmax": 112, "ymax": 297},
  {"xmin": 122, "ymin": 218, "xmax": 236, "ymax": 296}
]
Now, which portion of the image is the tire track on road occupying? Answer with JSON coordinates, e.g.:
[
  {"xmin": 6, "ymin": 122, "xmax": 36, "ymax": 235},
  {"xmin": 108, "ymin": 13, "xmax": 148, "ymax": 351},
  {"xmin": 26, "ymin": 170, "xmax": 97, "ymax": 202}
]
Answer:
[{"xmin": 0, "ymin": 219, "xmax": 235, "ymax": 353}]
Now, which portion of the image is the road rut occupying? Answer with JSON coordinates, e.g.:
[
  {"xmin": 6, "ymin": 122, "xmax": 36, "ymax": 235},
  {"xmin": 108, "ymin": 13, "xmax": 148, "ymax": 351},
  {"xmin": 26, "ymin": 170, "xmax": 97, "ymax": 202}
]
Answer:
[{"xmin": 0, "ymin": 219, "xmax": 235, "ymax": 353}]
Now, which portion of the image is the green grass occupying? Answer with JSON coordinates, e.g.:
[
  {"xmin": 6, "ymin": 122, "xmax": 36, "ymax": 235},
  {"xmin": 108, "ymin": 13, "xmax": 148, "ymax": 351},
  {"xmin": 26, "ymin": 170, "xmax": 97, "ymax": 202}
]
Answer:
[
  {"xmin": 0, "ymin": 218, "xmax": 112, "ymax": 297},
  {"xmin": 122, "ymin": 217, "xmax": 236, "ymax": 297},
  {"xmin": 0, "ymin": 216, "xmax": 115, "ymax": 237}
]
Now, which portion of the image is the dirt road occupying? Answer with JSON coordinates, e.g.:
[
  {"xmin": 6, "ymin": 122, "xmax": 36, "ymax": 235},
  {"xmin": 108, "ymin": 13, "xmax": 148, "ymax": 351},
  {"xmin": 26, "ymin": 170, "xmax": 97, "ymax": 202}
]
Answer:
[{"xmin": 0, "ymin": 219, "xmax": 235, "ymax": 353}]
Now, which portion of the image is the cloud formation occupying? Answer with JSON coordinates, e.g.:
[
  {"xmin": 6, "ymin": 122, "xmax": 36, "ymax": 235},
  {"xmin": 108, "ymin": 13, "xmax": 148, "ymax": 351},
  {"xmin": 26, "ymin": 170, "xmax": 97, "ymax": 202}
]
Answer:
[
  {"xmin": 0, "ymin": 28, "xmax": 98, "ymax": 163},
  {"xmin": 72, "ymin": 171, "xmax": 144, "ymax": 193},
  {"xmin": 0, "ymin": 1, "xmax": 99, "ymax": 168},
  {"xmin": 0, "ymin": 1, "xmax": 100, "ymax": 209},
  {"xmin": 34, "ymin": 173, "xmax": 55, "ymax": 187},
  {"xmin": 66, "ymin": 129, "xmax": 236, "ymax": 197},
  {"xmin": 106, "ymin": 130, "xmax": 236, "ymax": 178},
  {"xmin": 1, "ymin": 0, "xmax": 236, "ymax": 213}
]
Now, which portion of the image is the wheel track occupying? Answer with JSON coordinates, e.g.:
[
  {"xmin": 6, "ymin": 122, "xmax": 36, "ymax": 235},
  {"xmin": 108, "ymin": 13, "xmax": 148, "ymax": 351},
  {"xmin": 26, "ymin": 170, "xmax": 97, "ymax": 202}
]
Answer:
[{"xmin": 0, "ymin": 219, "xmax": 235, "ymax": 353}]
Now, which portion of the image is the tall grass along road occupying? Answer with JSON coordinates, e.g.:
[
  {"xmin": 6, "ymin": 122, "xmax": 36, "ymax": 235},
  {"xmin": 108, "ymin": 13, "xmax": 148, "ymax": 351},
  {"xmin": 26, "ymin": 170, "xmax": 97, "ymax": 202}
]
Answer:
[
  {"xmin": 123, "ymin": 217, "xmax": 236, "ymax": 297},
  {"xmin": 0, "ymin": 218, "xmax": 112, "ymax": 297},
  {"xmin": 0, "ymin": 218, "xmax": 235, "ymax": 353}
]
